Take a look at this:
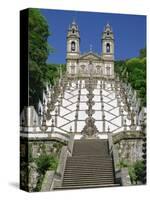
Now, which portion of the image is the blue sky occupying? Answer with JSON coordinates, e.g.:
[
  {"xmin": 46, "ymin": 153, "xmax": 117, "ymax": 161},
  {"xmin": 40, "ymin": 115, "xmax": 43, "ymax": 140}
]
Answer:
[{"xmin": 40, "ymin": 9, "xmax": 146, "ymax": 64}]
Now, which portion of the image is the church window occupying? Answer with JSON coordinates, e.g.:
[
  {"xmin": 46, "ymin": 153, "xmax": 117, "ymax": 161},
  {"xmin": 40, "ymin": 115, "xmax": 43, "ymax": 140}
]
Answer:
[
  {"xmin": 106, "ymin": 66, "xmax": 110, "ymax": 76},
  {"xmin": 72, "ymin": 29, "xmax": 75, "ymax": 33},
  {"xmin": 71, "ymin": 41, "xmax": 76, "ymax": 51},
  {"xmin": 106, "ymin": 43, "xmax": 110, "ymax": 53},
  {"xmin": 107, "ymin": 31, "xmax": 109, "ymax": 35},
  {"xmin": 71, "ymin": 66, "xmax": 75, "ymax": 74}
]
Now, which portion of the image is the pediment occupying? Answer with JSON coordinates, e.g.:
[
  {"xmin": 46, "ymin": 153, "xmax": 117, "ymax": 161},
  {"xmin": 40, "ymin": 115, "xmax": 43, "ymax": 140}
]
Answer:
[{"xmin": 80, "ymin": 52, "xmax": 101, "ymax": 61}]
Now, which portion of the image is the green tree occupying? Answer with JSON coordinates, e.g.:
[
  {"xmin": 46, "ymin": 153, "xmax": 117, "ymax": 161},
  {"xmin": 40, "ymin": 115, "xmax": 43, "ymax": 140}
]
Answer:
[
  {"xmin": 114, "ymin": 60, "xmax": 126, "ymax": 76},
  {"xmin": 139, "ymin": 47, "xmax": 146, "ymax": 59},
  {"xmin": 114, "ymin": 48, "xmax": 146, "ymax": 107},
  {"xmin": 126, "ymin": 58, "xmax": 143, "ymax": 73},
  {"xmin": 28, "ymin": 9, "xmax": 66, "ymax": 108},
  {"xmin": 46, "ymin": 64, "xmax": 66, "ymax": 85},
  {"xmin": 29, "ymin": 8, "xmax": 51, "ymax": 106}
]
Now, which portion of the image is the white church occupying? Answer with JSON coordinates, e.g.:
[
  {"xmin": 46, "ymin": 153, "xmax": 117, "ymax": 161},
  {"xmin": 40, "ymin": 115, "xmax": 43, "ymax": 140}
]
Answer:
[{"xmin": 66, "ymin": 20, "xmax": 115, "ymax": 79}]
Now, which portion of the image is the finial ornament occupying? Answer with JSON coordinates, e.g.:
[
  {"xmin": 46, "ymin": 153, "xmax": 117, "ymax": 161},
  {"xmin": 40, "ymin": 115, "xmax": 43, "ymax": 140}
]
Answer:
[{"xmin": 106, "ymin": 21, "xmax": 110, "ymax": 26}]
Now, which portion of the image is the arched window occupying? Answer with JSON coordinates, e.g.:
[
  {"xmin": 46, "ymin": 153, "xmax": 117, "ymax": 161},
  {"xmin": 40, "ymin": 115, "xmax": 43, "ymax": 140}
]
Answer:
[
  {"xmin": 106, "ymin": 43, "xmax": 110, "ymax": 53},
  {"xmin": 106, "ymin": 66, "xmax": 110, "ymax": 76},
  {"xmin": 71, "ymin": 41, "xmax": 76, "ymax": 51},
  {"xmin": 71, "ymin": 66, "xmax": 75, "ymax": 74},
  {"xmin": 72, "ymin": 29, "xmax": 75, "ymax": 33}
]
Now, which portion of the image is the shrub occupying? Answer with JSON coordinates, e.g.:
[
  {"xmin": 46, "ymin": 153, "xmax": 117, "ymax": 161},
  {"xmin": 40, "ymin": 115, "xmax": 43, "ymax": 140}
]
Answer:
[
  {"xmin": 129, "ymin": 160, "xmax": 145, "ymax": 184},
  {"xmin": 133, "ymin": 160, "xmax": 145, "ymax": 183},
  {"xmin": 36, "ymin": 154, "xmax": 58, "ymax": 174},
  {"xmin": 117, "ymin": 159, "xmax": 129, "ymax": 168}
]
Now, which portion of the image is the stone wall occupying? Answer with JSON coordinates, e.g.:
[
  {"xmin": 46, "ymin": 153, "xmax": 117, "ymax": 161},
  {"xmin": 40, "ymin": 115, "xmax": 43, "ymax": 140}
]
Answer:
[
  {"xmin": 20, "ymin": 138, "xmax": 66, "ymax": 192},
  {"xmin": 115, "ymin": 139, "xmax": 143, "ymax": 164},
  {"xmin": 109, "ymin": 131, "xmax": 144, "ymax": 186},
  {"xmin": 112, "ymin": 131, "xmax": 144, "ymax": 165},
  {"xmin": 29, "ymin": 141, "xmax": 64, "ymax": 159}
]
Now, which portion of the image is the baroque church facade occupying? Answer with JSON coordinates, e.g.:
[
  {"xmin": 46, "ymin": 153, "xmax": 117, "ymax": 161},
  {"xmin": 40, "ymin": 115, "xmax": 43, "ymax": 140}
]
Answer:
[{"xmin": 66, "ymin": 20, "xmax": 115, "ymax": 79}]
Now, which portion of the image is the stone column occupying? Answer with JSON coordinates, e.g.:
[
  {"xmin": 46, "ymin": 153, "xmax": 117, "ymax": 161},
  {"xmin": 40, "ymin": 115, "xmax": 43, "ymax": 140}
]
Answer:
[
  {"xmin": 58, "ymin": 100, "xmax": 60, "ymax": 115},
  {"xmin": 124, "ymin": 118, "xmax": 127, "ymax": 132},
  {"xmin": 60, "ymin": 93, "xmax": 63, "ymax": 105},
  {"xmin": 51, "ymin": 118, "xmax": 54, "ymax": 133},
  {"xmin": 101, "ymin": 102, "xmax": 104, "ymax": 111},
  {"xmin": 130, "ymin": 110, "xmax": 136, "ymax": 131},
  {"xmin": 103, "ymin": 114, "xmax": 105, "ymax": 133},
  {"xmin": 135, "ymin": 110, "xmax": 139, "ymax": 126},
  {"xmin": 107, "ymin": 126, "xmax": 110, "ymax": 134},
  {"xmin": 76, "ymin": 80, "xmax": 78, "ymax": 89},
  {"xmin": 75, "ymin": 113, "xmax": 78, "ymax": 133},
  {"xmin": 117, "ymin": 98, "xmax": 121, "ymax": 107},
  {"xmin": 103, "ymin": 80, "xmax": 105, "ymax": 89},
  {"xmin": 121, "ymin": 108, "xmax": 124, "ymax": 126},
  {"xmin": 55, "ymin": 108, "xmax": 58, "ymax": 127}
]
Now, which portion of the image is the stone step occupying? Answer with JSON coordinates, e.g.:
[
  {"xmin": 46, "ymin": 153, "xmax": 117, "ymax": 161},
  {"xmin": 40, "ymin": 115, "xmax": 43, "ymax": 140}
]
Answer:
[
  {"xmin": 55, "ymin": 183, "xmax": 120, "ymax": 190},
  {"xmin": 62, "ymin": 180, "xmax": 115, "ymax": 186},
  {"xmin": 63, "ymin": 174, "xmax": 114, "ymax": 179},
  {"xmin": 65, "ymin": 166, "xmax": 113, "ymax": 170},
  {"xmin": 65, "ymin": 166, "xmax": 113, "ymax": 171},
  {"xmin": 63, "ymin": 179, "xmax": 114, "ymax": 184},
  {"xmin": 66, "ymin": 158, "xmax": 112, "ymax": 163},
  {"xmin": 67, "ymin": 157, "xmax": 112, "ymax": 160},
  {"xmin": 64, "ymin": 170, "xmax": 113, "ymax": 176},
  {"xmin": 73, "ymin": 145, "xmax": 108, "ymax": 149},
  {"xmin": 72, "ymin": 151, "xmax": 109, "ymax": 155},
  {"xmin": 72, "ymin": 154, "xmax": 110, "ymax": 156},
  {"xmin": 63, "ymin": 175, "xmax": 114, "ymax": 180},
  {"xmin": 74, "ymin": 139, "xmax": 108, "ymax": 143},
  {"xmin": 67, "ymin": 155, "xmax": 112, "ymax": 159},
  {"xmin": 66, "ymin": 165, "xmax": 113, "ymax": 168},
  {"xmin": 64, "ymin": 170, "xmax": 114, "ymax": 175},
  {"xmin": 73, "ymin": 141, "xmax": 108, "ymax": 145},
  {"xmin": 64, "ymin": 171, "xmax": 113, "ymax": 175},
  {"xmin": 65, "ymin": 164, "xmax": 113, "ymax": 168},
  {"xmin": 72, "ymin": 152, "xmax": 109, "ymax": 156},
  {"xmin": 60, "ymin": 139, "xmax": 116, "ymax": 189},
  {"xmin": 66, "ymin": 158, "xmax": 112, "ymax": 162},
  {"xmin": 65, "ymin": 161, "xmax": 113, "ymax": 166}
]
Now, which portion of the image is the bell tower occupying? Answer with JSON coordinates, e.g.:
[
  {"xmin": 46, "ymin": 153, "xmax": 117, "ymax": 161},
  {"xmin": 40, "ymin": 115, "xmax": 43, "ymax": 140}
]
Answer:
[
  {"xmin": 66, "ymin": 19, "xmax": 80, "ymax": 59},
  {"xmin": 101, "ymin": 23, "xmax": 115, "ymax": 79},
  {"xmin": 66, "ymin": 20, "xmax": 80, "ymax": 75},
  {"xmin": 101, "ymin": 23, "xmax": 114, "ymax": 60}
]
